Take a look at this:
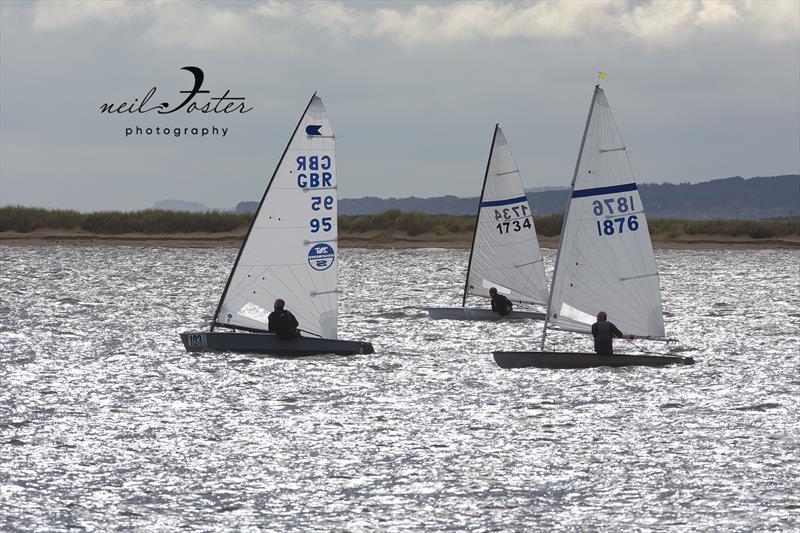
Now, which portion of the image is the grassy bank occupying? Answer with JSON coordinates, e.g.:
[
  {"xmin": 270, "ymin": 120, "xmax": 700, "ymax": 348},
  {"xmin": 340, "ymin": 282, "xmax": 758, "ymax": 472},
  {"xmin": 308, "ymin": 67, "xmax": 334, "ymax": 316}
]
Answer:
[
  {"xmin": 648, "ymin": 218, "xmax": 800, "ymax": 239},
  {"xmin": 0, "ymin": 206, "xmax": 251, "ymax": 234},
  {"xmin": 1, "ymin": 206, "xmax": 798, "ymax": 239},
  {"xmin": 337, "ymin": 210, "xmax": 565, "ymax": 237}
]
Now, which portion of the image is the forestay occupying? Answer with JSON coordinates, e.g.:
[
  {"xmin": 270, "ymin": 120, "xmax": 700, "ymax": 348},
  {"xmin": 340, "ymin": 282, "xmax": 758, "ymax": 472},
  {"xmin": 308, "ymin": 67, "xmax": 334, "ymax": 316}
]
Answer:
[
  {"xmin": 464, "ymin": 125, "xmax": 548, "ymax": 306},
  {"xmin": 546, "ymin": 87, "xmax": 665, "ymax": 338},
  {"xmin": 214, "ymin": 95, "xmax": 338, "ymax": 338}
]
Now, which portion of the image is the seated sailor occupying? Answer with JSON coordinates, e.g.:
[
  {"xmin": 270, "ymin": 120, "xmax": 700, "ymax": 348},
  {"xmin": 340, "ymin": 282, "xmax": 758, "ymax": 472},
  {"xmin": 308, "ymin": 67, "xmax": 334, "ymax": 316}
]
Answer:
[
  {"xmin": 489, "ymin": 287, "xmax": 513, "ymax": 316},
  {"xmin": 268, "ymin": 298, "xmax": 301, "ymax": 340},
  {"xmin": 591, "ymin": 311, "xmax": 634, "ymax": 355}
]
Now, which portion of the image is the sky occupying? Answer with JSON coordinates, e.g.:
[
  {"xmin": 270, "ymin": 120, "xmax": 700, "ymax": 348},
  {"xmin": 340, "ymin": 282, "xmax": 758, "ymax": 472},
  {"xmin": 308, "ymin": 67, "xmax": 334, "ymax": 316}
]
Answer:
[{"xmin": 0, "ymin": 0, "xmax": 798, "ymax": 211}]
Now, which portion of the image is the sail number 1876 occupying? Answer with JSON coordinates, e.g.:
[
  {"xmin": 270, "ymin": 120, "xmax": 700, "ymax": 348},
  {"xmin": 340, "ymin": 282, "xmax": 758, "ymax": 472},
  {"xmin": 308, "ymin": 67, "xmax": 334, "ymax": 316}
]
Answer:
[
  {"xmin": 593, "ymin": 195, "xmax": 639, "ymax": 237},
  {"xmin": 596, "ymin": 216, "xmax": 639, "ymax": 235},
  {"xmin": 593, "ymin": 195, "xmax": 635, "ymax": 215}
]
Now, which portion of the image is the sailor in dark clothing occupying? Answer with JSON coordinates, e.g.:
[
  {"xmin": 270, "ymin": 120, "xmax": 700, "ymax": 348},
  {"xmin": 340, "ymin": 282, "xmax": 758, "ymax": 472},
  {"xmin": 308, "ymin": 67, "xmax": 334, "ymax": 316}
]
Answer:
[
  {"xmin": 489, "ymin": 287, "xmax": 513, "ymax": 316},
  {"xmin": 268, "ymin": 298, "xmax": 301, "ymax": 340},
  {"xmin": 591, "ymin": 311, "xmax": 633, "ymax": 355}
]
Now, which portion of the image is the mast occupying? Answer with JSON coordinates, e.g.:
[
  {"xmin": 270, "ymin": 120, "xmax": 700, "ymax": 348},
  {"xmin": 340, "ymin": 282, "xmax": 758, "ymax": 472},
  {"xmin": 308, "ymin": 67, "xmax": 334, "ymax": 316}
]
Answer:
[
  {"xmin": 210, "ymin": 92, "xmax": 318, "ymax": 332},
  {"xmin": 462, "ymin": 124, "xmax": 499, "ymax": 307},
  {"xmin": 540, "ymin": 85, "xmax": 600, "ymax": 350}
]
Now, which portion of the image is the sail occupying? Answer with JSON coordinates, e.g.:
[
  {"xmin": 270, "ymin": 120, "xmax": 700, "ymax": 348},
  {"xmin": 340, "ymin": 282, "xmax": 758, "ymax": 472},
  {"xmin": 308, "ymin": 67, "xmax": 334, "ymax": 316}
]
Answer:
[
  {"xmin": 214, "ymin": 95, "xmax": 338, "ymax": 338},
  {"xmin": 546, "ymin": 87, "xmax": 665, "ymax": 338},
  {"xmin": 464, "ymin": 125, "xmax": 548, "ymax": 306}
]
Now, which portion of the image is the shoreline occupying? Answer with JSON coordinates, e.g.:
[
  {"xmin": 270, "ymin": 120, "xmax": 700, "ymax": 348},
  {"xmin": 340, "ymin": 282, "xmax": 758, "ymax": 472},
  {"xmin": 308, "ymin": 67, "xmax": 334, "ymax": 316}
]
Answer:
[{"xmin": 1, "ymin": 229, "xmax": 798, "ymax": 250}]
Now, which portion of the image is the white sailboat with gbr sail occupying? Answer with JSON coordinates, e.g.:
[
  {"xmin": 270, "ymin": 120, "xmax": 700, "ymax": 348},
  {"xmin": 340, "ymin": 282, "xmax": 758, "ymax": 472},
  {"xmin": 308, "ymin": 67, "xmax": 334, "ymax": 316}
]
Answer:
[
  {"xmin": 181, "ymin": 94, "xmax": 374, "ymax": 356},
  {"xmin": 494, "ymin": 84, "xmax": 693, "ymax": 368},
  {"xmin": 427, "ymin": 124, "xmax": 549, "ymax": 321}
]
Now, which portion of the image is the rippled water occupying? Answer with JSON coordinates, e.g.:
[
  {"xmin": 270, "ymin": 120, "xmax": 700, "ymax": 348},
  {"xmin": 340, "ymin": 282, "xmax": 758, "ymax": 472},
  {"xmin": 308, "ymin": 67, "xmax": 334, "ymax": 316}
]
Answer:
[{"xmin": 1, "ymin": 245, "xmax": 799, "ymax": 531}]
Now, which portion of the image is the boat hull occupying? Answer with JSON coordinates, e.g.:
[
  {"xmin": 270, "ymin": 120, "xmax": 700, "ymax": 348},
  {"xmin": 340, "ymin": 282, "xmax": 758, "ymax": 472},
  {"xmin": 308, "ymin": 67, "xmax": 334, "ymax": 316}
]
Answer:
[
  {"xmin": 427, "ymin": 307, "xmax": 545, "ymax": 321},
  {"xmin": 180, "ymin": 331, "xmax": 374, "ymax": 356},
  {"xmin": 493, "ymin": 351, "xmax": 694, "ymax": 369}
]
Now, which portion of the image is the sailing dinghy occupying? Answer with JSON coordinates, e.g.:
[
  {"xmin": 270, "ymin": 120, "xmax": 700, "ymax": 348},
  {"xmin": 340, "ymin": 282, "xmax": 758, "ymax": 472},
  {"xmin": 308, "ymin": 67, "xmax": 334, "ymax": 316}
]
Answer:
[
  {"xmin": 427, "ymin": 125, "xmax": 548, "ymax": 321},
  {"xmin": 181, "ymin": 94, "xmax": 374, "ymax": 356},
  {"xmin": 494, "ymin": 86, "xmax": 692, "ymax": 368}
]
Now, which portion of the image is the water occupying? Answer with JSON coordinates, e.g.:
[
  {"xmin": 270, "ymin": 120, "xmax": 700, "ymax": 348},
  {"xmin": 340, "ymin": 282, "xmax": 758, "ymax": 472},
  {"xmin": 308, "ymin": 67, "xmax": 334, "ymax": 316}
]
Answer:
[{"xmin": 1, "ymin": 246, "xmax": 799, "ymax": 531}]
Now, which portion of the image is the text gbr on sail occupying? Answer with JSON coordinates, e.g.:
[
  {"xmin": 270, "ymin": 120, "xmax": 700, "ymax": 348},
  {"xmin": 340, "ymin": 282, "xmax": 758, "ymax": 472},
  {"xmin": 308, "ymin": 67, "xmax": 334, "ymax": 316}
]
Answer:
[{"xmin": 296, "ymin": 156, "xmax": 333, "ymax": 188}]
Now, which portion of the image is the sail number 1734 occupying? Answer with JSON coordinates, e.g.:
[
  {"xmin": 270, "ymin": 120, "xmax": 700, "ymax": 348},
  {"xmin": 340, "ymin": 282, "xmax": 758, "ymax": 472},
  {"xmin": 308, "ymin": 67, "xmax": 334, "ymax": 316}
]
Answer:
[{"xmin": 494, "ymin": 204, "xmax": 532, "ymax": 235}]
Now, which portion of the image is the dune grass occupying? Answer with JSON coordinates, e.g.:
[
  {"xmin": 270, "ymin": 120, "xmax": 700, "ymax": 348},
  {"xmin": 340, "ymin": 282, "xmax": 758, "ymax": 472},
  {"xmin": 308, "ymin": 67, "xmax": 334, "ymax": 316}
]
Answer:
[
  {"xmin": 0, "ymin": 206, "xmax": 251, "ymax": 234},
  {"xmin": 648, "ymin": 218, "xmax": 799, "ymax": 239},
  {"xmin": 1, "ymin": 206, "xmax": 797, "ymax": 239},
  {"xmin": 338, "ymin": 210, "xmax": 475, "ymax": 236}
]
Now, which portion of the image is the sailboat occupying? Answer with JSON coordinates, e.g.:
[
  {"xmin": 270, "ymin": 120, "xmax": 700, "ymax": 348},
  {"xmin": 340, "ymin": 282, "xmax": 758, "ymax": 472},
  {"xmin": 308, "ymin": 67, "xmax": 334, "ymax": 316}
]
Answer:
[
  {"xmin": 494, "ymin": 85, "xmax": 693, "ymax": 368},
  {"xmin": 180, "ymin": 94, "xmax": 374, "ymax": 356},
  {"xmin": 426, "ymin": 124, "xmax": 549, "ymax": 321}
]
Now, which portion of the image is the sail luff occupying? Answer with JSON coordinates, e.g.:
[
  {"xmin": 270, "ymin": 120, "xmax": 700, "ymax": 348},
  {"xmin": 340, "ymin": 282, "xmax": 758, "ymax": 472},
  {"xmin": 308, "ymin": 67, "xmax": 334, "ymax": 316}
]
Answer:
[
  {"xmin": 462, "ymin": 124, "xmax": 499, "ymax": 307},
  {"xmin": 211, "ymin": 93, "xmax": 317, "ymax": 331},
  {"xmin": 540, "ymin": 85, "xmax": 600, "ymax": 350}
]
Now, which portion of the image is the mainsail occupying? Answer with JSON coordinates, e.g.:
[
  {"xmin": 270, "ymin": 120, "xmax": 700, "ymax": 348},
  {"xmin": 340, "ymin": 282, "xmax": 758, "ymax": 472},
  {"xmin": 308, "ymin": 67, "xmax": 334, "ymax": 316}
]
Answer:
[
  {"xmin": 545, "ymin": 87, "xmax": 665, "ymax": 338},
  {"xmin": 213, "ymin": 95, "xmax": 338, "ymax": 339},
  {"xmin": 464, "ymin": 125, "xmax": 548, "ymax": 306}
]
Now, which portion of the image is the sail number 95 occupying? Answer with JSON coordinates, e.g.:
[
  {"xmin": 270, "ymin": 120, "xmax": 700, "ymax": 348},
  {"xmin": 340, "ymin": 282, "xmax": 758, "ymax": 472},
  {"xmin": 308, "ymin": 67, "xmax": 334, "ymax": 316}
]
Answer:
[
  {"xmin": 311, "ymin": 196, "xmax": 334, "ymax": 211},
  {"xmin": 310, "ymin": 195, "xmax": 334, "ymax": 233},
  {"xmin": 310, "ymin": 217, "xmax": 332, "ymax": 233}
]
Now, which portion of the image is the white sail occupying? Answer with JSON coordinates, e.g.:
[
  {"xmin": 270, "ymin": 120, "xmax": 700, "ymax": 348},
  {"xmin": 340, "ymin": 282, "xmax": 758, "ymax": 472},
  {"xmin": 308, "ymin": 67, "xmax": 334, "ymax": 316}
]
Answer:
[
  {"xmin": 214, "ymin": 95, "xmax": 338, "ymax": 338},
  {"xmin": 464, "ymin": 125, "xmax": 548, "ymax": 306},
  {"xmin": 546, "ymin": 87, "xmax": 665, "ymax": 338}
]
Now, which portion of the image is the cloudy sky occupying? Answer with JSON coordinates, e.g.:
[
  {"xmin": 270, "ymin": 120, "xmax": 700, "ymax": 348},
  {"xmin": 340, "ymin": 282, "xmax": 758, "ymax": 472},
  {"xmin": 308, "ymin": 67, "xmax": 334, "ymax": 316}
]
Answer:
[{"xmin": 1, "ymin": 0, "xmax": 798, "ymax": 210}]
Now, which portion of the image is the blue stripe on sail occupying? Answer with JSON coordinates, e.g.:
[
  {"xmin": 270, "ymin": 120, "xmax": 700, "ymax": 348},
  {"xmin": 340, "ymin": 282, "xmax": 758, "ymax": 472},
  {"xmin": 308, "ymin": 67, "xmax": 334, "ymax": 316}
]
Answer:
[
  {"xmin": 480, "ymin": 195, "xmax": 528, "ymax": 207},
  {"xmin": 571, "ymin": 183, "xmax": 637, "ymax": 198}
]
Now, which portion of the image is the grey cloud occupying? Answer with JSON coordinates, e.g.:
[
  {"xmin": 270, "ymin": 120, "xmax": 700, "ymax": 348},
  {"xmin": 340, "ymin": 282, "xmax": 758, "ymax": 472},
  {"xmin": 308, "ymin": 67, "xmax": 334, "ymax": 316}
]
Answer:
[
  {"xmin": 31, "ymin": 1, "xmax": 800, "ymax": 48},
  {"xmin": 1, "ymin": 1, "xmax": 798, "ymax": 211}
]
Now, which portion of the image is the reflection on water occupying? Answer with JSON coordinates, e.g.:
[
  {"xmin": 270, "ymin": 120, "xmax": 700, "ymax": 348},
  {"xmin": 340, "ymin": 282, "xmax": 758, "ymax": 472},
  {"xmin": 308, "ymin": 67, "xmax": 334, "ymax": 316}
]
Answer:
[{"xmin": 1, "ymin": 246, "xmax": 799, "ymax": 531}]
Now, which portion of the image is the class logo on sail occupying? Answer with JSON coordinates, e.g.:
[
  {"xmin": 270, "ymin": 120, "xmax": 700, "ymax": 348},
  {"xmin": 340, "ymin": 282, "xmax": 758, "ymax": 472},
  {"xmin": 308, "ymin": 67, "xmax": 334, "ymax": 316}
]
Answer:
[
  {"xmin": 306, "ymin": 125, "xmax": 322, "ymax": 136},
  {"xmin": 308, "ymin": 243, "xmax": 335, "ymax": 271}
]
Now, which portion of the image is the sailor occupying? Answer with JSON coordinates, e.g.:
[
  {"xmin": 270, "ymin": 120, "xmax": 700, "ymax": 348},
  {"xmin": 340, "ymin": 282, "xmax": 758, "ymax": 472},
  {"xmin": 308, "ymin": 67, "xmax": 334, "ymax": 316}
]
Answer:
[
  {"xmin": 268, "ymin": 299, "xmax": 301, "ymax": 340},
  {"xmin": 489, "ymin": 287, "xmax": 513, "ymax": 316},
  {"xmin": 591, "ymin": 311, "xmax": 633, "ymax": 355}
]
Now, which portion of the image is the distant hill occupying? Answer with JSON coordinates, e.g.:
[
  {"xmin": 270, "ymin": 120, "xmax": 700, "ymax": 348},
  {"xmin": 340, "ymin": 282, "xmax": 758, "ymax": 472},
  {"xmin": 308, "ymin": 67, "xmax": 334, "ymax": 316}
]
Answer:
[
  {"xmin": 153, "ymin": 199, "xmax": 210, "ymax": 212},
  {"xmin": 336, "ymin": 175, "xmax": 800, "ymax": 219},
  {"xmin": 180, "ymin": 174, "xmax": 799, "ymax": 220},
  {"xmin": 637, "ymin": 175, "xmax": 799, "ymax": 219},
  {"xmin": 235, "ymin": 201, "xmax": 259, "ymax": 214}
]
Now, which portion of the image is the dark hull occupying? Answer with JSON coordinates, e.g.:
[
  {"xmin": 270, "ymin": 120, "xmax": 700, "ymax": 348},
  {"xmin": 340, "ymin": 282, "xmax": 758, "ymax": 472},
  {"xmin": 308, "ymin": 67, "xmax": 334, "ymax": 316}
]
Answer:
[
  {"xmin": 427, "ymin": 307, "xmax": 545, "ymax": 321},
  {"xmin": 493, "ymin": 351, "xmax": 694, "ymax": 369},
  {"xmin": 180, "ymin": 331, "xmax": 374, "ymax": 356}
]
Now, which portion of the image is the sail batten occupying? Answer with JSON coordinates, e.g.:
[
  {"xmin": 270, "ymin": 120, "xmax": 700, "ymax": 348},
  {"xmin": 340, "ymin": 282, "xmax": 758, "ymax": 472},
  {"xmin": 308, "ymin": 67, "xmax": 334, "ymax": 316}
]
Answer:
[
  {"xmin": 464, "ymin": 125, "xmax": 549, "ymax": 307},
  {"xmin": 545, "ymin": 86, "xmax": 665, "ymax": 339},
  {"xmin": 214, "ymin": 95, "xmax": 338, "ymax": 339}
]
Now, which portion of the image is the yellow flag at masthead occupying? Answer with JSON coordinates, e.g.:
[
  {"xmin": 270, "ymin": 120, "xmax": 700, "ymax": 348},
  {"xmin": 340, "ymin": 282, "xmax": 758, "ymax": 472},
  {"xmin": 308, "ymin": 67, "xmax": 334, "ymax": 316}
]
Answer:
[{"xmin": 597, "ymin": 71, "xmax": 607, "ymax": 80}]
